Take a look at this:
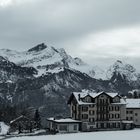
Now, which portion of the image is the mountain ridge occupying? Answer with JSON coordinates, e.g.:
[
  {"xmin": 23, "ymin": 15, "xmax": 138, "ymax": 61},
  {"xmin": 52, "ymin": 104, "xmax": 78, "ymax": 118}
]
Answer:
[{"xmin": 0, "ymin": 43, "xmax": 139, "ymax": 82}]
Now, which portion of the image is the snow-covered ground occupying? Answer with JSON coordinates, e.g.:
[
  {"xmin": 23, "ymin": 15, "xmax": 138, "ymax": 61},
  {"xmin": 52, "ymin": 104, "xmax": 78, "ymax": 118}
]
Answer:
[
  {"xmin": 0, "ymin": 122, "xmax": 9, "ymax": 135},
  {"xmin": 8, "ymin": 129, "xmax": 140, "ymax": 140}
]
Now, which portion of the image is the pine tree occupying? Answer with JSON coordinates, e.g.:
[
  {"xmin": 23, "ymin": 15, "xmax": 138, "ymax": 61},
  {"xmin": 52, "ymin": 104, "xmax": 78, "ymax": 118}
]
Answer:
[{"xmin": 34, "ymin": 109, "xmax": 41, "ymax": 129}]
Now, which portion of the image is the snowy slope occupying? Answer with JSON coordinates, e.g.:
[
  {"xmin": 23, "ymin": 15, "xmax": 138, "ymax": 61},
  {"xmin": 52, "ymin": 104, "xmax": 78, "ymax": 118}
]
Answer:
[
  {"xmin": 0, "ymin": 43, "xmax": 105, "ymax": 79},
  {"xmin": 8, "ymin": 129, "xmax": 140, "ymax": 140}
]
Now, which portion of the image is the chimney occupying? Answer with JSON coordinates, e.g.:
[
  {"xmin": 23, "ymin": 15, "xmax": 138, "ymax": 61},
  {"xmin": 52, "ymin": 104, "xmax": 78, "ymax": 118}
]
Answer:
[
  {"xmin": 78, "ymin": 94, "xmax": 81, "ymax": 101},
  {"xmin": 124, "ymin": 96, "xmax": 127, "ymax": 102}
]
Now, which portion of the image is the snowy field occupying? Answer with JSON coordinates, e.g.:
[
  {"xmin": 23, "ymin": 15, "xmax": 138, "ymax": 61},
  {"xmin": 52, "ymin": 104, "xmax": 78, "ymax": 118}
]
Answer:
[
  {"xmin": 8, "ymin": 129, "xmax": 140, "ymax": 140},
  {"xmin": 0, "ymin": 122, "xmax": 9, "ymax": 135}
]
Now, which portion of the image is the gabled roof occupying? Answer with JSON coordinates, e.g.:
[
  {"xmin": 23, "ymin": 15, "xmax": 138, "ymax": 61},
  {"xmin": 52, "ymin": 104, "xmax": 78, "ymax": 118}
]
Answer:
[
  {"xmin": 68, "ymin": 90, "xmax": 121, "ymax": 105},
  {"xmin": 10, "ymin": 115, "xmax": 31, "ymax": 124},
  {"xmin": 68, "ymin": 91, "xmax": 96, "ymax": 105}
]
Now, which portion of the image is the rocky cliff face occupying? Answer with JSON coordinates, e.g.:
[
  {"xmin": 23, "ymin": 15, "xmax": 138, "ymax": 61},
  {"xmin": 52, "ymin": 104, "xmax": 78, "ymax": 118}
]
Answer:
[{"xmin": 0, "ymin": 56, "xmax": 37, "ymax": 82}]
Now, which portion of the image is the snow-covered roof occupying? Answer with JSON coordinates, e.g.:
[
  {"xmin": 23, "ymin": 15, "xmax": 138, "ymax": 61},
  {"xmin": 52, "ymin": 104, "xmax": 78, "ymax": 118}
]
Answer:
[
  {"xmin": 122, "ymin": 121, "xmax": 134, "ymax": 124},
  {"xmin": 10, "ymin": 115, "xmax": 30, "ymax": 124},
  {"xmin": 72, "ymin": 90, "xmax": 120, "ymax": 105},
  {"xmin": 111, "ymin": 99, "xmax": 126, "ymax": 105},
  {"xmin": 126, "ymin": 99, "xmax": 140, "ymax": 109},
  {"xmin": 72, "ymin": 92, "xmax": 96, "ymax": 105},
  {"xmin": 106, "ymin": 92, "xmax": 119, "ymax": 98},
  {"xmin": 47, "ymin": 118, "xmax": 81, "ymax": 123}
]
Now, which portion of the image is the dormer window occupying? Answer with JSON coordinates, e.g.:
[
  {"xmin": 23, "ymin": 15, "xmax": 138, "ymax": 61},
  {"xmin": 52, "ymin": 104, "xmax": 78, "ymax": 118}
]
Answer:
[
  {"xmin": 83, "ymin": 96, "xmax": 92, "ymax": 103},
  {"xmin": 113, "ymin": 96, "xmax": 120, "ymax": 103}
]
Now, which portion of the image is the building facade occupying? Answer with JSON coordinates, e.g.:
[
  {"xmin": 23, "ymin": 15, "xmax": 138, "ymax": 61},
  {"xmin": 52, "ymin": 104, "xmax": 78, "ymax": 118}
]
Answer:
[
  {"xmin": 126, "ymin": 99, "xmax": 140, "ymax": 127},
  {"xmin": 68, "ymin": 90, "xmax": 133, "ymax": 131}
]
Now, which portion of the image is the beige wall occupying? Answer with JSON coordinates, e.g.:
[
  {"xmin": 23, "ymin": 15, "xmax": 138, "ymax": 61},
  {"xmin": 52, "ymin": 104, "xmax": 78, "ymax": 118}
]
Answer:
[
  {"xmin": 126, "ymin": 108, "xmax": 140, "ymax": 126},
  {"xmin": 120, "ymin": 105, "xmax": 127, "ymax": 120},
  {"xmin": 71, "ymin": 94, "xmax": 126, "ymax": 124}
]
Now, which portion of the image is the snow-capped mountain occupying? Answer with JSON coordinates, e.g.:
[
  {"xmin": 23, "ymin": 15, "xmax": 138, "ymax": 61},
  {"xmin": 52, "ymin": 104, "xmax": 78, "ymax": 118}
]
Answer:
[
  {"xmin": 107, "ymin": 60, "xmax": 139, "ymax": 82},
  {"xmin": 0, "ymin": 43, "xmax": 105, "ymax": 79}
]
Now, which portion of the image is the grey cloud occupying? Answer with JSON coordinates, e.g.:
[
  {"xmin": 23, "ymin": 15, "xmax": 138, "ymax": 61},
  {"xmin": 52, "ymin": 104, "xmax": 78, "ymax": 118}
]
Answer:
[
  {"xmin": 0, "ymin": 0, "xmax": 140, "ymax": 49},
  {"xmin": 0, "ymin": 0, "xmax": 140, "ymax": 71}
]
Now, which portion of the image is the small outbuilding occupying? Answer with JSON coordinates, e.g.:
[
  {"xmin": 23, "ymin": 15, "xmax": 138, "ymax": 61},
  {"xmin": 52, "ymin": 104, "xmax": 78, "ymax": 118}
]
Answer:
[
  {"xmin": 47, "ymin": 118, "xmax": 81, "ymax": 133},
  {"xmin": 10, "ymin": 115, "xmax": 35, "ymax": 133}
]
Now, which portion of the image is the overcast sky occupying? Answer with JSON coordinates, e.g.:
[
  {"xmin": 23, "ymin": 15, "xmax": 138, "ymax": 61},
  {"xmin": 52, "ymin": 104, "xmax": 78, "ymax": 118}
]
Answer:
[{"xmin": 0, "ymin": 0, "xmax": 140, "ymax": 71}]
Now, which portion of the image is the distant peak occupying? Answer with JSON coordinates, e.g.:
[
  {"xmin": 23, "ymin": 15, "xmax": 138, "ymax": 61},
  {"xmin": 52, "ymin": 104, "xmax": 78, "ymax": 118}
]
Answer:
[
  {"xmin": 28, "ymin": 43, "xmax": 47, "ymax": 52},
  {"xmin": 74, "ymin": 57, "xmax": 85, "ymax": 65},
  {"xmin": 116, "ymin": 60, "xmax": 123, "ymax": 64},
  {"xmin": 113, "ymin": 60, "xmax": 124, "ymax": 68}
]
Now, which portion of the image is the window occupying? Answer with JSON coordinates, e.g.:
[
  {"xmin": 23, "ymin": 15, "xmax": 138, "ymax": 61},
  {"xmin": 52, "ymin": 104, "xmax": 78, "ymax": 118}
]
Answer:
[
  {"xmin": 89, "ymin": 105, "xmax": 94, "ymax": 108},
  {"xmin": 135, "ymin": 113, "xmax": 138, "ymax": 116},
  {"xmin": 126, "ymin": 117, "xmax": 128, "ymax": 120},
  {"xmin": 115, "ymin": 114, "xmax": 120, "ymax": 118},
  {"xmin": 106, "ymin": 99, "xmax": 109, "ymax": 104},
  {"xmin": 118, "ymin": 114, "xmax": 120, "ymax": 118},
  {"xmin": 115, "ymin": 106, "xmax": 119, "ymax": 111},
  {"xmin": 84, "ymin": 96, "xmax": 92, "ymax": 102},
  {"xmin": 130, "ymin": 117, "xmax": 133, "ymax": 120},
  {"xmin": 107, "ymin": 123, "xmax": 110, "ymax": 128},
  {"xmin": 89, "ymin": 118, "xmax": 95, "ymax": 122},
  {"xmin": 73, "ymin": 125, "xmax": 77, "ymax": 130},
  {"xmin": 113, "ymin": 123, "xmax": 116, "ymax": 128},
  {"xmin": 112, "ymin": 106, "xmax": 114, "ymax": 111},
  {"xmin": 117, "ymin": 114, "xmax": 120, "ymax": 118},
  {"xmin": 89, "ymin": 110, "xmax": 94, "ymax": 115},
  {"xmin": 113, "ymin": 96, "xmax": 120, "ymax": 103},
  {"xmin": 112, "ymin": 114, "xmax": 114, "ymax": 118},
  {"xmin": 59, "ymin": 125, "xmax": 67, "ymax": 131},
  {"xmin": 118, "ymin": 123, "xmax": 120, "ymax": 128},
  {"xmin": 89, "ymin": 110, "xmax": 91, "ymax": 115},
  {"xmin": 130, "ymin": 111, "xmax": 133, "ymax": 114},
  {"xmin": 89, "ymin": 118, "xmax": 92, "ymax": 122},
  {"xmin": 82, "ymin": 106, "xmax": 88, "ymax": 112},
  {"xmin": 72, "ymin": 106, "xmax": 75, "ymax": 110},
  {"xmin": 107, "ymin": 99, "xmax": 110, "ymax": 103},
  {"xmin": 82, "ymin": 114, "xmax": 88, "ymax": 119}
]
